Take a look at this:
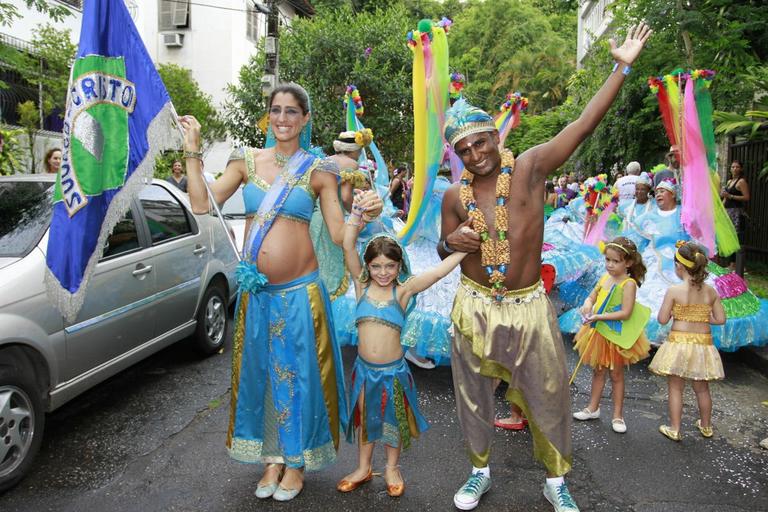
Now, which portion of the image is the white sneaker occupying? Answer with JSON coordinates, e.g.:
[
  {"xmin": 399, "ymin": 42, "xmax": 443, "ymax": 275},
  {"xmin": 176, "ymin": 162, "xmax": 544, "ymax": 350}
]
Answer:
[
  {"xmin": 453, "ymin": 472, "xmax": 491, "ymax": 510},
  {"xmin": 543, "ymin": 481, "xmax": 580, "ymax": 512},
  {"xmin": 611, "ymin": 418, "xmax": 627, "ymax": 433},
  {"xmin": 405, "ymin": 349, "xmax": 436, "ymax": 369},
  {"xmin": 572, "ymin": 407, "xmax": 600, "ymax": 421}
]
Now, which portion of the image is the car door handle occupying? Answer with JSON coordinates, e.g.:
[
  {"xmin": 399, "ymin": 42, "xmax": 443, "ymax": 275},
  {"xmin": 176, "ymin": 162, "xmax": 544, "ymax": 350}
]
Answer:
[
  {"xmin": 193, "ymin": 245, "xmax": 207, "ymax": 255},
  {"xmin": 132, "ymin": 265, "xmax": 153, "ymax": 276}
]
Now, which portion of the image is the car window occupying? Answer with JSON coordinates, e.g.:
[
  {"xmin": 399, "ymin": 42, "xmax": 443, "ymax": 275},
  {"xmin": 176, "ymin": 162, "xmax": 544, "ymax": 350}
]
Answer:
[
  {"xmin": 0, "ymin": 181, "xmax": 54, "ymax": 258},
  {"xmin": 102, "ymin": 210, "xmax": 140, "ymax": 259},
  {"xmin": 139, "ymin": 184, "xmax": 192, "ymax": 244},
  {"xmin": 221, "ymin": 186, "xmax": 245, "ymax": 217}
]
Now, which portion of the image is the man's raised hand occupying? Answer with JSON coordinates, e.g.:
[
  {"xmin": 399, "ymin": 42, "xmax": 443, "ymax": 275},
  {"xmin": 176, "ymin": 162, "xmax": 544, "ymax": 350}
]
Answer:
[{"xmin": 609, "ymin": 22, "xmax": 652, "ymax": 67}]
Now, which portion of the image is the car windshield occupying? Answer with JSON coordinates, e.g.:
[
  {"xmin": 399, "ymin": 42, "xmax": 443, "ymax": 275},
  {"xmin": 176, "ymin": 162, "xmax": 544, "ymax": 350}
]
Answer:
[
  {"xmin": 0, "ymin": 181, "xmax": 54, "ymax": 258},
  {"xmin": 220, "ymin": 186, "xmax": 246, "ymax": 218}
]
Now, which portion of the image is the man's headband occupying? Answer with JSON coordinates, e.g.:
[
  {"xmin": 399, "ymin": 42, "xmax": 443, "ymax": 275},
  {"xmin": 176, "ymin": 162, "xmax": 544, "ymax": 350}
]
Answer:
[
  {"xmin": 656, "ymin": 178, "xmax": 677, "ymax": 195},
  {"xmin": 444, "ymin": 98, "xmax": 496, "ymax": 147}
]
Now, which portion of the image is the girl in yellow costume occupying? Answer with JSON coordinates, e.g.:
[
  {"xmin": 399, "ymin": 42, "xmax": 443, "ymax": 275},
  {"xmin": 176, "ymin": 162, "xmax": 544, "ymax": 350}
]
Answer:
[
  {"xmin": 572, "ymin": 237, "xmax": 651, "ymax": 434},
  {"xmin": 649, "ymin": 241, "xmax": 726, "ymax": 441}
]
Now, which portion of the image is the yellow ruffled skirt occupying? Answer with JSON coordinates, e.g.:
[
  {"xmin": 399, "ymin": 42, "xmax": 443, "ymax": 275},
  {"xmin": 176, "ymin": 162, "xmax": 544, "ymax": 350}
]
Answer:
[
  {"xmin": 648, "ymin": 331, "xmax": 724, "ymax": 381},
  {"xmin": 573, "ymin": 325, "xmax": 650, "ymax": 369}
]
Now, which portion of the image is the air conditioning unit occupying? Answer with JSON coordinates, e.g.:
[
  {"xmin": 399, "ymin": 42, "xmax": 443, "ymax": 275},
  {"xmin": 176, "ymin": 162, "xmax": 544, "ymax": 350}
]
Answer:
[{"xmin": 162, "ymin": 33, "xmax": 184, "ymax": 48}]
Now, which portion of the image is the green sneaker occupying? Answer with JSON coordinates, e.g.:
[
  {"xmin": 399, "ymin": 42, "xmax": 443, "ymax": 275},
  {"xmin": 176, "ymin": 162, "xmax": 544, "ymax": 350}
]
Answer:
[
  {"xmin": 543, "ymin": 481, "xmax": 580, "ymax": 512},
  {"xmin": 453, "ymin": 471, "xmax": 491, "ymax": 510}
]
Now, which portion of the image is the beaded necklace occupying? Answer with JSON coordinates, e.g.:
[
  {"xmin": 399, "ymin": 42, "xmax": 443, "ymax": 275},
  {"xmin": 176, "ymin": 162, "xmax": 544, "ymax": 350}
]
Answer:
[{"xmin": 459, "ymin": 151, "xmax": 515, "ymax": 302}]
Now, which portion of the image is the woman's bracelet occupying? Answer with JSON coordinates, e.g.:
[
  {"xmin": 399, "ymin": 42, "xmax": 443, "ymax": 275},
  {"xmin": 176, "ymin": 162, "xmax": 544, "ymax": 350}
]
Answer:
[
  {"xmin": 346, "ymin": 218, "xmax": 361, "ymax": 227},
  {"xmin": 183, "ymin": 150, "xmax": 203, "ymax": 161}
]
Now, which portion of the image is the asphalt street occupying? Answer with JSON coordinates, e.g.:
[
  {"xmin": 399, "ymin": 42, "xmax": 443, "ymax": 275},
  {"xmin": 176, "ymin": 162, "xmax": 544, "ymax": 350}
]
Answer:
[{"xmin": 2, "ymin": 317, "xmax": 767, "ymax": 512}]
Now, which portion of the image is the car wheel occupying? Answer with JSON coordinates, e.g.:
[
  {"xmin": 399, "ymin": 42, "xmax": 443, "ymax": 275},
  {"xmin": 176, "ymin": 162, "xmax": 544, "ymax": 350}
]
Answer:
[
  {"xmin": 193, "ymin": 282, "xmax": 228, "ymax": 355},
  {"xmin": 0, "ymin": 366, "xmax": 44, "ymax": 493}
]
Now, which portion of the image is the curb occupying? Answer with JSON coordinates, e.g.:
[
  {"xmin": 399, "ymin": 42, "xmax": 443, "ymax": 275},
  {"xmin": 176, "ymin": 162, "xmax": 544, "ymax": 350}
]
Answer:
[{"xmin": 738, "ymin": 346, "xmax": 768, "ymax": 377}]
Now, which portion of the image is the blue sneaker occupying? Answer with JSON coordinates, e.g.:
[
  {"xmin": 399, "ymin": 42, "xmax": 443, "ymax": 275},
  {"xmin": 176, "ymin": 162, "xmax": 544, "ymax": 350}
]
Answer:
[
  {"xmin": 453, "ymin": 471, "xmax": 491, "ymax": 510},
  {"xmin": 543, "ymin": 481, "xmax": 580, "ymax": 512}
]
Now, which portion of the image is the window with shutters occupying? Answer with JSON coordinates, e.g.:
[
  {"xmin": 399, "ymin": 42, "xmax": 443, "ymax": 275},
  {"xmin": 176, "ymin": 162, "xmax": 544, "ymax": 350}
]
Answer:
[{"xmin": 158, "ymin": 0, "xmax": 190, "ymax": 30}]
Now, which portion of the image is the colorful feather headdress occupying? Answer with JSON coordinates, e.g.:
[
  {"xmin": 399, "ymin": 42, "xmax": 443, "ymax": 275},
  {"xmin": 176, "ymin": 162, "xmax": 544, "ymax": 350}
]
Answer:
[
  {"xmin": 398, "ymin": 19, "xmax": 451, "ymax": 244},
  {"xmin": 648, "ymin": 69, "xmax": 738, "ymax": 257},
  {"xmin": 343, "ymin": 84, "xmax": 389, "ymax": 191},
  {"xmin": 494, "ymin": 92, "xmax": 528, "ymax": 147}
]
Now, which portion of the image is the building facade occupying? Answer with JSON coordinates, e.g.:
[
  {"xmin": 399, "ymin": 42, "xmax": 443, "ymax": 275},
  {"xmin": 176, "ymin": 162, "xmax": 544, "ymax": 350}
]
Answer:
[{"xmin": 576, "ymin": 0, "xmax": 614, "ymax": 68}]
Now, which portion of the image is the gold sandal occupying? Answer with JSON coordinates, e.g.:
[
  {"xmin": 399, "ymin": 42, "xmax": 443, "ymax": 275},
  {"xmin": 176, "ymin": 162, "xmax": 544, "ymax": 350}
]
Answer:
[
  {"xmin": 696, "ymin": 419, "xmax": 713, "ymax": 438},
  {"xmin": 659, "ymin": 424, "xmax": 681, "ymax": 442}
]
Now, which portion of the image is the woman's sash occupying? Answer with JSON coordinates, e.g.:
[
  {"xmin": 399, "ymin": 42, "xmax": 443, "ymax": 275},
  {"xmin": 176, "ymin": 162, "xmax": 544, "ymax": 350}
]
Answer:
[{"xmin": 236, "ymin": 150, "xmax": 316, "ymax": 293}]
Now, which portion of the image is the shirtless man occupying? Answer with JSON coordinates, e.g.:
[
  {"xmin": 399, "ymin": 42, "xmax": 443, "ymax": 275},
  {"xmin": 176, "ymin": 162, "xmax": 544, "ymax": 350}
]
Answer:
[{"xmin": 438, "ymin": 23, "xmax": 651, "ymax": 512}]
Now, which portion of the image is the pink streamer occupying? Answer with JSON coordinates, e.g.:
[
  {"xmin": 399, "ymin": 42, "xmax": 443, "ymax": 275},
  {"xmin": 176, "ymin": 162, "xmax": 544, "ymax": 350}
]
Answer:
[
  {"xmin": 446, "ymin": 143, "xmax": 464, "ymax": 183},
  {"xmin": 714, "ymin": 273, "xmax": 748, "ymax": 299},
  {"xmin": 681, "ymin": 78, "xmax": 716, "ymax": 255},
  {"xmin": 583, "ymin": 202, "xmax": 616, "ymax": 246},
  {"xmin": 542, "ymin": 242, "xmax": 555, "ymax": 252}
]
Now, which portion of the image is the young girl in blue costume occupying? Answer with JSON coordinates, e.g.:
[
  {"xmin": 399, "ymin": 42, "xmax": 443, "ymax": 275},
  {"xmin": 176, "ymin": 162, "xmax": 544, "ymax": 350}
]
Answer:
[
  {"xmin": 572, "ymin": 237, "xmax": 651, "ymax": 433},
  {"xmin": 337, "ymin": 193, "xmax": 466, "ymax": 497},
  {"xmin": 649, "ymin": 241, "xmax": 726, "ymax": 441}
]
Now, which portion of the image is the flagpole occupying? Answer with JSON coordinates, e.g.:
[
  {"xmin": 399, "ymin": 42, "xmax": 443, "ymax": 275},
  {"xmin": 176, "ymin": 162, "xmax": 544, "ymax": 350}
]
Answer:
[{"xmin": 172, "ymin": 109, "xmax": 242, "ymax": 262}]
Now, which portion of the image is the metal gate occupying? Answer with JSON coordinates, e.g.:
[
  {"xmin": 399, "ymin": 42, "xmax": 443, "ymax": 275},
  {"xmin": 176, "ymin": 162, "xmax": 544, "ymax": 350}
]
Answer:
[{"xmin": 728, "ymin": 138, "xmax": 768, "ymax": 264}]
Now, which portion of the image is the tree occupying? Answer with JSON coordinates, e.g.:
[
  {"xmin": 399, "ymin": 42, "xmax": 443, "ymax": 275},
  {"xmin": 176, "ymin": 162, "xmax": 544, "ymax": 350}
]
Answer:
[
  {"xmin": 10, "ymin": 24, "xmax": 77, "ymax": 121},
  {"xmin": 16, "ymin": 100, "xmax": 40, "ymax": 172},
  {"xmin": 224, "ymin": 4, "xmax": 415, "ymax": 162},
  {"xmin": 448, "ymin": 0, "xmax": 576, "ymax": 115},
  {"xmin": 0, "ymin": 0, "xmax": 71, "ymax": 27},
  {"xmin": 0, "ymin": 127, "xmax": 26, "ymax": 175},
  {"xmin": 155, "ymin": 63, "xmax": 225, "ymax": 178},
  {"xmin": 543, "ymin": 0, "xmax": 768, "ymax": 175}
]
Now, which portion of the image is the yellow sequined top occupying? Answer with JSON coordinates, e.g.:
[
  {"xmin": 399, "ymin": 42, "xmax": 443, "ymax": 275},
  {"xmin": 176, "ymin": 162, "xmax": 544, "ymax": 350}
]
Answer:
[{"xmin": 672, "ymin": 303, "xmax": 711, "ymax": 323}]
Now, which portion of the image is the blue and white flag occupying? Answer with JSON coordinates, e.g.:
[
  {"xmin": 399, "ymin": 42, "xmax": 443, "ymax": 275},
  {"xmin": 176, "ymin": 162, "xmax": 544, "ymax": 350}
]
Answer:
[{"xmin": 45, "ymin": 0, "xmax": 181, "ymax": 321}]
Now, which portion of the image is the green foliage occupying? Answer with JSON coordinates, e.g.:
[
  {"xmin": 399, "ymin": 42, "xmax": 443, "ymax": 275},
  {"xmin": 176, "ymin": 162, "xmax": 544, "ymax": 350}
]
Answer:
[
  {"xmin": 223, "ymin": 43, "xmax": 268, "ymax": 150},
  {"xmin": 156, "ymin": 63, "xmax": 224, "ymax": 179},
  {"xmin": 448, "ymin": 0, "xmax": 576, "ymax": 115},
  {"xmin": 2, "ymin": 24, "xmax": 76, "ymax": 119},
  {"xmin": 158, "ymin": 63, "xmax": 225, "ymax": 147},
  {"xmin": 153, "ymin": 151, "xmax": 183, "ymax": 180},
  {"xmin": 549, "ymin": 0, "xmax": 768, "ymax": 175},
  {"xmin": 0, "ymin": 0, "xmax": 71, "ymax": 27},
  {"xmin": 0, "ymin": 127, "xmax": 26, "ymax": 175},
  {"xmin": 225, "ymin": 4, "xmax": 415, "ymax": 161},
  {"xmin": 16, "ymin": 101, "xmax": 39, "ymax": 172}
]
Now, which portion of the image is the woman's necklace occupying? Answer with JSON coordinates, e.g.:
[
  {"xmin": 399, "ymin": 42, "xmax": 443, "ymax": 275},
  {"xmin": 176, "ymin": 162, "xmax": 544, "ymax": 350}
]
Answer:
[
  {"xmin": 274, "ymin": 151, "xmax": 290, "ymax": 168},
  {"xmin": 459, "ymin": 150, "xmax": 515, "ymax": 302}
]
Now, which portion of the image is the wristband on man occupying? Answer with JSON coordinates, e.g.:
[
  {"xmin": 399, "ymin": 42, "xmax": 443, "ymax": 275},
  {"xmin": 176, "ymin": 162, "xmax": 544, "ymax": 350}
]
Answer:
[{"xmin": 441, "ymin": 238, "xmax": 455, "ymax": 254}]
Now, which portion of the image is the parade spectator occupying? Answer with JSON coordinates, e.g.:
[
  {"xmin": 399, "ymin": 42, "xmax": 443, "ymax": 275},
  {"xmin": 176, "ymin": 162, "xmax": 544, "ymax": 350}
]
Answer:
[
  {"xmin": 567, "ymin": 173, "xmax": 580, "ymax": 194},
  {"xmin": 616, "ymin": 161, "xmax": 641, "ymax": 205},
  {"xmin": 653, "ymin": 146, "xmax": 679, "ymax": 188},
  {"xmin": 555, "ymin": 175, "xmax": 576, "ymax": 208},
  {"xmin": 180, "ymin": 83, "xmax": 383, "ymax": 501},
  {"xmin": 389, "ymin": 166, "xmax": 409, "ymax": 214},
  {"xmin": 166, "ymin": 160, "xmax": 187, "ymax": 192},
  {"xmin": 721, "ymin": 159, "xmax": 750, "ymax": 270},
  {"xmin": 43, "ymin": 148, "xmax": 62, "ymax": 174}
]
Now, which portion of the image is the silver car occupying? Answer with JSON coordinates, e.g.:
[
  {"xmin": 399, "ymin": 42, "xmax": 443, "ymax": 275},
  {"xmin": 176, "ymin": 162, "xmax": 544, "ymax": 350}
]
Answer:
[{"xmin": 0, "ymin": 174, "xmax": 237, "ymax": 492}]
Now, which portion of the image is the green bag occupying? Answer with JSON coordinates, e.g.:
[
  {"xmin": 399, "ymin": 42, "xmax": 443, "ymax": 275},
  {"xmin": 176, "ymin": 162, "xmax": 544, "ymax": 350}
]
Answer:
[{"xmin": 594, "ymin": 279, "xmax": 651, "ymax": 349}]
